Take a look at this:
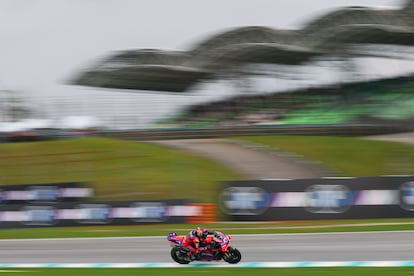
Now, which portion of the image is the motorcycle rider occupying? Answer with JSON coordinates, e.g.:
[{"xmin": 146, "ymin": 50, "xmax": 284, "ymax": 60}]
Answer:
[
  {"xmin": 181, "ymin": 227, "xmax": 209, "ymax": 260},
  {"xmin": 167, "ymin": 229, "xmax": 241, "ymax": 264}
]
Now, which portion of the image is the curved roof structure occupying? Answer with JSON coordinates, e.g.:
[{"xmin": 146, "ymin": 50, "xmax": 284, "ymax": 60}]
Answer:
[
  {"xmin": 75, "ymin": 49, "xmax": 209, "ymax": 92},
  {"xmin": 189, "ymin": 27, "xmax": 297, "ymax": 56},
  {"xmin": 72, "ymin": 0, "xmax": 414, "ymax": 92}
]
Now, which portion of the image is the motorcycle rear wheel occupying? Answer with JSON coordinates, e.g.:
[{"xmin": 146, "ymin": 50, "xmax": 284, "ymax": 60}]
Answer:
[
  {"xmin": 223, "ymin": 247, "xmax": 242, "ymax": 264},
  {"xmin": 171, "ymin": 246, "xmax": 191, "ymax": 264}
]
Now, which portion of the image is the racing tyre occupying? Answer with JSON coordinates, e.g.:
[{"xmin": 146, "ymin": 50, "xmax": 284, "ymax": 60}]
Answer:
[
  {"xmin": 223, "ymin": 247, "xmax": 241, "ymax": 264},
  {"xmin": 171, "ymin": 246, "xmax": 191, "ymax": 264}
]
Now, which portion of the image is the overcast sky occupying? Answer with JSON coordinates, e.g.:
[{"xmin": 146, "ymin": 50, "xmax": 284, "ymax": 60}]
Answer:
[
  {"xmin": 0, "ymin": 0, "xmax": 406, "ymax": 91},
  {"xmin": 0, "ymin": 0, "xmax": 411, "ymax": 128}
]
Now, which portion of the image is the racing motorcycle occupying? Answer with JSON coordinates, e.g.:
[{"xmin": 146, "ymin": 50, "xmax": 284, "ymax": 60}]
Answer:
[{"xmin": 167, "ymin": 231, "xmax": 242, "ymax": 264}]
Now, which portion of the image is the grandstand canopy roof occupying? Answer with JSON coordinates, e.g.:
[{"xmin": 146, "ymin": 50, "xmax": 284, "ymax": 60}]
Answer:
[{"xmin": 72, "ymin": 0, "xmax": 414, "ymax": 92}]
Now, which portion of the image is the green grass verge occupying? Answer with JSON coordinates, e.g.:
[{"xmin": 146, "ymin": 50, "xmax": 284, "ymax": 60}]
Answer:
[
  {"xmin": 1, "ymin": 135, "xmax": 413, "ymax": 204},
  {"xmin": 1, "ymin": 267, "xmax": 414, "ymax": 276},
  {"xmin": 0, "ymin": 137, "xmax": 242, "ymax": 203},
  {"xmin": 232, "ymin": 135, "xmax": 414, "ymax": 176},
  {"xmin": 2, "ymin": 218, "xmax": 414, "ymax": 239}
]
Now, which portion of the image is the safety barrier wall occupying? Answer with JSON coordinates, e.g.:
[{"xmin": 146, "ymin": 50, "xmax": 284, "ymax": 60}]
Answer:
[
  {"xmin": 102, "ymin": 124, "xmax": 410, "ymax": 141},
  {"xmin": 0, "ymin": 182, "xmax": 92, "ymax": 204},
  {"xmin": 219, "ymin": 176, "xmax": 414, "ymax": 221},
  {"xmin": 0, "ymin": 182, "xmax": 214, "ymax": 228},
  {"xmin": 186, "ymin": 203, "xmax": 217, "ymax": 224},
  {"xmin": 0, "ymin": 199, "xmax": 200, "ymax": 228}
]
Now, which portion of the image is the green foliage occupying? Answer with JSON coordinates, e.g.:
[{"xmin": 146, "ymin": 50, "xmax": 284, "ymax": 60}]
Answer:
[{"xmin": 160, "ymin": 76, "xmax": 414, "ymax": 127}]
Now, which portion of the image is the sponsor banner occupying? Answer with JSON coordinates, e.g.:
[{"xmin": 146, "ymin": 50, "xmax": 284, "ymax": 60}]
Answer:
[
  {"xmin": 21, "ymin": 206, "xmax": 57, "ymax": 226},
  {"xmin": 0, "ymin": 182, "xmax": 92, "ymax": 204},
  {"xmin": 220, "ymin": 176, "xmax": 414, "ymax": 220},
  {"xmin": 0, "ymin": 199, "xmax": 196, "ymax": 228}
]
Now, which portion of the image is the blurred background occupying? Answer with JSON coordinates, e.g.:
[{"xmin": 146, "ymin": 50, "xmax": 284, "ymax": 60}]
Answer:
[
  {"xmin": 0, "ymin": 0, "xmax": 413, "ymax": 226},
  {"xmin": 0, "ymin": 0, "xmax": 413, "ymax": 132}
]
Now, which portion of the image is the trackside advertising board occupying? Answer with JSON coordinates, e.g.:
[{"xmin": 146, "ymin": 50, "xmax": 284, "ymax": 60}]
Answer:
[
  {"xmin": 0, "ymin": 182, "xmax": 92, "ymax": 204},
  {"xmin": 0, "ymin": 199, "xmax": 198, "ymax": 228},
  {"xmin": 220, "ymin": 176, "xmax": 414, "ymax": 221}
]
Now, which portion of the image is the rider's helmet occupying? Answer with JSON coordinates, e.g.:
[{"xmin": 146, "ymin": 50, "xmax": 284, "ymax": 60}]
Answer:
[{"xmin": 195, "ymin": 227, "xmax": 208, "ymax": 240}]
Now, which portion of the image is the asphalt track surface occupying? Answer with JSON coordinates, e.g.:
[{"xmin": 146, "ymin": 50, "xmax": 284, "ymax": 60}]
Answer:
[{"xmin": 1, "ymin": 231, "xmax": 414, "ymax": 264}]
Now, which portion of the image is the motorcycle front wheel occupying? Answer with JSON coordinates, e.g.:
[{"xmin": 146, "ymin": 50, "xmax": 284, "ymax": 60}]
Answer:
[
  {"xmin": 171, "ymin": 246, "xmax": 191, "ymax": 264},
  {"xmin": 223, "ymin": 247, "xmax": 242, "ymax": 264}
]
